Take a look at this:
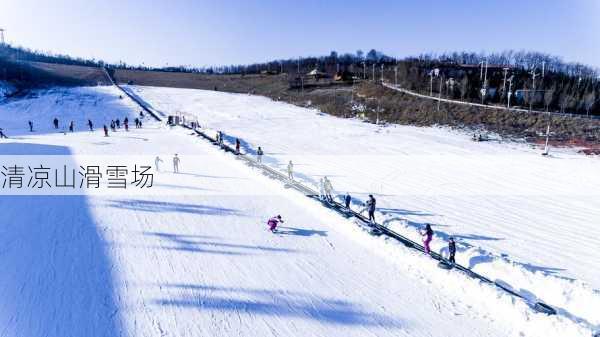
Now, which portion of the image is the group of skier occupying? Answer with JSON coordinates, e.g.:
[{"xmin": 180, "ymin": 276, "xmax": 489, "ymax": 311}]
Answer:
[{"xmin": 154, "ymin": 154, "xmax": 180, "ymax": 173}]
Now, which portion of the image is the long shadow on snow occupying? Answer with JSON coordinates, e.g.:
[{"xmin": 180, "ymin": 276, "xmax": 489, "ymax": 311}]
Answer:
[
  {"xmin": 107, "ymin": 199, "xmax": 242, "ymax": 216},
  {"xmin": 145, "ymin": 231, "xmax": 300, "ymax": 254},
  {"xmin": 275, "ymin": 226, "xmax": 328, "ymax": 237},
  {"xmin": 0, "ymin": 143, "xmax": 122, "ymax": 337},
  {"xmin": 153, "ymin": 283, "xmax": 402, "ymax": 327}
]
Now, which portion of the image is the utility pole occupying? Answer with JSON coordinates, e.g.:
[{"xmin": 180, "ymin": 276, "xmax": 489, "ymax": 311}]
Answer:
[
  {"xmin": 502, "ymin": 67, "xmax": 509, "ymax": 95},
  {"xmin": 530, "ymin": 70, "xmax": 539, "ymax": 112},
  {"xmin": 479, "ymin": 59, "xmax": 488, "ymax": 104},
  {"xmin": 437, "ymin": 76, "xmax": 443, "ymax": 111},
  {"xmin": 507, "ymin": 76, "xmax": 514, "ymax": 109},
  {"xmin": 380, "ymin": 64, "xmax": 384, "ymax": 82},
  {"xmin": 429, "ymin": 72, "xmax": 433, "ymax": 96},
  {"xmin": 362, "ymin": 62, "xmax": 366, "ymax": 80},
  {"xmin": 394, "ymin": 66, "xmax": 398, "ymax": 87},
  {"xmin": 297, "ymin": 58, "xmax": 300, "ymax": 74},
  {"xmin": 0, "ymin": 28, "xmax": 5, "ymax": 45},
  {"xmin": 542, "ymin": 61, "xmax": 545, "ymax": 78},
  {"xmin": 372, "ymin": 64, "xmax": 375, "ymax": 82}
]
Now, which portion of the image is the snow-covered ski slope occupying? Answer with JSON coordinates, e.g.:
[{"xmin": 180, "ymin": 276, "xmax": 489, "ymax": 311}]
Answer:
[
  {"xmin": 128, "ymin": 85, "xmax": 600, "ymax": 331},
  {"xmin": 0, "ymin": 86, "xmax": 593, "ymax": 336}
]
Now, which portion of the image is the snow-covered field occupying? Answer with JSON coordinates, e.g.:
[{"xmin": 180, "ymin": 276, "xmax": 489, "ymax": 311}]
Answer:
[
  {"xmin": 0, "ymin": 86, "xmax": 595, "ymax": 336},
  {"xmin": 128, "ymin": 85, "xmax": 600, "ymax": 331}
]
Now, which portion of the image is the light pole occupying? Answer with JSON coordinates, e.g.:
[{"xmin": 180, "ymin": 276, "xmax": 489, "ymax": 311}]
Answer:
[
  {"xmin": 380, "ymin": 64, "xmax": 384, "ymax": 82},
  {"xmin": 502, "ymin": 67, "xmax": 509, "ymax": 95},
  {"xmin": 479, "ymin": 59, "xmax": 488, "ymax": 104},
  {"xmin": 429, "ymin": 71, "xmax": 433, "ymax": 96},
  {"xmin": 530, "ymin": 70, "xmax": 539, "ymax": 112},
  {"xmin": 507, "ymin": 76, "xmax": 514, "ymax": 109},
  {"xmin": 394, "ymin": 66, "xmax": 398, "ymax": 87},
  {"xmin": 362, "ymin": 62, "xmax": 366, "ymax": 80},
  {"xmin": 372, "ymin": 64, "xmax": 375, "ymax": 82},
  {"xmin": 437, "ymin": 75, "xmax": 443, "ymax": 111}
]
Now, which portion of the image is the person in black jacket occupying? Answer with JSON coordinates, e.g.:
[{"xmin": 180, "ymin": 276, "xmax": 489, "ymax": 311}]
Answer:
[
  {"xmin": 448, "ymin": 237, "xmax": 456, "ymax": 263},
  {"xmin": 344, "ymin": 193, "xmax": 351, "ymax": 209},
  {"xmin": 366, "ymin": 194, "xmax": 376, "ymax": 222}
]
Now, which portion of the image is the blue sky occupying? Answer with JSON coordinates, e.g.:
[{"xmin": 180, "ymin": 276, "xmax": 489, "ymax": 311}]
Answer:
[{"xmin": 1, "ymin": 0, "xmax": 598, "ymax": 68}]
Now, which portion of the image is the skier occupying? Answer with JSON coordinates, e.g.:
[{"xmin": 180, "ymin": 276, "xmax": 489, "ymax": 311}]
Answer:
[
  {"xmin": 256, "ymin": 146, "xmax": 264, "ymax": 163},
  {"xmin": 110, "ymin": 120, "xmax": 116, "ymax": 132},
  {"xmin": 287, "ymin": 160, "xmax": 294, "ymax": 180},
  {"xmin": 139, "ymin": 110, "xmax": 144, "ymax": 119},
  {"xmin": 103, "ymin": 125, "xmax": 109, "ymax": 137},
  {"xmin": 420, "ymin": 224, "xmax": 434, "ymax": 254},
  {"xmin": 53, "ymin": 118, "xmax": 59, "ymax": 129},
  {"xmin": 267, "ymin": 215, "xmax": 284, "ymax": 232},
  {"xmin": 135, "ymin": 118, "xmax": 140, "ymax": 128},
  {"xmin": 218, "ymin": 131, "xmax": 224, "ymax": 147},
  {"xmin": 448, "ymin": 237, "xmax": 456, "ymax": 263},
  {"xmin": 366, "ymin": 194, "xmax": 376, "ymax": 222},
  {"xmin": 323, "ymin": 176, "xmax": 333, "ymax": 202},
  {"xmin": 69, "ymin": 121, "xmax": 74, "ymax": 132},
  {"xmin": 124, "ymin": 117, "xmax": 128, "ymax": 126},
  {"xmin": 173, "ymin": 154, "xmax": 180, "ymax": 173},
  {"xmin": 139, "ymin": 120, "xmax": 143, "ymax": 128},
  {"xmin": 0, "ymin": 128, "xmax": 7, "ymax": 139},
  {"xmin": 116, "ymin": 119, "xmax": 121, "ymax": 129},
  {"xmin": 155, "ymin": 156, "xmax": 163, "ymax": 172},
  {"xmin": 88, "ymin": 119, "xmax": 93, "ymax": 131},
  {"xmin": 124, "ymin": 121, "xmax": 129, "ymax": 132},
  {"xmin": 344, "ymin": 192, "xmax": 352, "ymax": 209},
  {"xmin": 235, "ymin": 138, "xmax": 241, "ymax": 155},
  {"xmin": 28, "ymin": 121, "xmax": 33, "ymax": 132}
]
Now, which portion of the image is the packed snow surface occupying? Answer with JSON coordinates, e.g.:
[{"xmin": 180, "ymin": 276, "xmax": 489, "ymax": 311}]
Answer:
[
  {"xmin": 0, "ymin": 86, "xmax": 595, "ymax": 336},
  {"xmin": 129, "ymin": 85, "xmax": 600, "ymax": 330}
]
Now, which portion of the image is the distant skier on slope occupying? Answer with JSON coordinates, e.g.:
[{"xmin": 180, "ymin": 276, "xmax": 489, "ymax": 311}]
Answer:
[
  {"xmin": 365, "ymin": 194, "xmax": 376, "ymax": 222},
  {"xmin": 420, "ymin": 224, "xmax": 433, "ymax": 254},
  {"xmin": 344, "ymin": 192, "xmax": 352, "ymax": 209},
  {"xmin": 323, "ymin": 176, "xmax": 333, "ymax": 202},
  {"xmin": 235, "ymin": 138, "xmax": 241, "ymax": 155},
  {"xmin": 103, "ymin": 125, "xmax": 108, "ymax": 137},
  {"xmin": 155, "ymin": 156, "xmax": 163, "ymax": 172},
  {"xmin": 287, "ymin": 160, "xmax": 294, "ymax": 180},
  {"xmin": 256, "ymin": 146, "xmax": 264, "ymax": 163},
  {"xmin": 448, "ymin": 237, "xmax": 456, "ymax": 263},
  {"xmin": 267, "ymin": 215, "xmax": 284, "ymax": 232},
  {"xmin": 0, "ymin": 128, "xmax": 7, "ymax": 139},
  {"xmin": 173, "ymin": 154, "xmax": 180, "ymax": 173},
  {"xmin": 88, "ymin": 119, "xmax": 93, "ymax": 131},
  {"xmin": 53, "ymin": 118, "xmax": 59, "ymax": 129},
  {"xmin": 28, "ymin": 121, "xmax": 33, "ymax": 132},
  {"xmin": 116, "ymin": 119, "xmax": 120, "ymax": 129},
  {"xmin": 69, "ymin": 121, "xmax": 74, "ymax": 132}
]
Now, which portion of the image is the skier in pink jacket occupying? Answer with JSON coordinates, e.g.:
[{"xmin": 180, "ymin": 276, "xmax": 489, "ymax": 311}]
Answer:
[
  {"xmin": 267, "ymin": 215, "xmax": 284, "ymax": 232},
  {"xmin": 421, "ymin": 224, "xmax": 433, "ymax": 254}
]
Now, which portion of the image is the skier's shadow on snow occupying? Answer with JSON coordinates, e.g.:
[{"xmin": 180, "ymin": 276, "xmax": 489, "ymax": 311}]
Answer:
[
  {"xmin": 144, "ymin": 232, "xmax": 299, "ymax": 254},
  {"xmin": 275, "ymin": 226, "xmax": 327, "ymax": 237},
  {"xmin": 107, "ymin": 199, "xmax": 242, "ymax": 216},
  {"xmin": 153, "ymin": 283, "xmax": 402, "ymax": 328}
]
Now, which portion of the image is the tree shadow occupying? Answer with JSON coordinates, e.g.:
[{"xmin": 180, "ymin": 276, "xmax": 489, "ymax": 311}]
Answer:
[
  {"xmin": 0, "ymin": 143, "xmax": 122, "ymax": 336},
  {"xmin": 276, "ymin": 226, "xmax": 328, "ymax": 237},
  {"xmin": 144, "ymin": 231, "xmax": 300, "ymax": 254},
  {"xmin": 152, "ymin": 283, "xmax": 402, "ymax": 328},
  {"xmin": 106, "ymin": 199, "xmax": 242, "ymax": 216}
]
